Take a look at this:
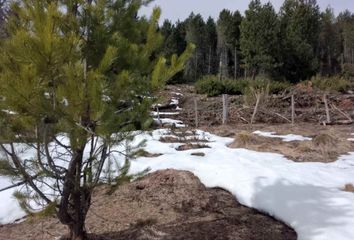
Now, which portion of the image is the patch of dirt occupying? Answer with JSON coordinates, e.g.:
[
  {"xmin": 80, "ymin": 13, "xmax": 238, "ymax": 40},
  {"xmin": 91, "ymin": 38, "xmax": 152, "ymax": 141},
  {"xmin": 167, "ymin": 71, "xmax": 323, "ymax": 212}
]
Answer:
[
  {"xmin": 135, "ymin": 149, "xmax": 163, "ymax": 158},
  {"xmin": 344, "ymin": 184, "xmax": 354, "ymax": 193},
  {"xmin": 176, "ymin": 143, "xmax": 210, "ymax": 151},
  {"xmin": 0, "ymin": 170, "xmax": 296, "ymax": 240},
  {"xmin": 191, "ymin": 152, "xmax": 205, "ymax": 157}
]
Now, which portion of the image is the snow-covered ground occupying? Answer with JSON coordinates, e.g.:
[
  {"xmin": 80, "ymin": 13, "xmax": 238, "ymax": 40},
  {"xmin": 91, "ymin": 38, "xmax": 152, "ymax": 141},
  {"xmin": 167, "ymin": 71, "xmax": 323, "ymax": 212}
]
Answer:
[
  {"xmin": 0, "ymin": 177, "xmax": 25, "ymax": 224},
  {"xmin": 151, "ymin": 111, "xmax": 179, "ymax": 116},
  {"xmin": 1, "ymin": 130, "xmax": 354, "ymax": 240},
  {"xmin": 153, "ymin": 118, "xmax": 186, "ymax": 128},
  {"xmin": 253, "ymin": 130, "xmax": 313, "ymax": 142},
  {"xmin": 129, "ymin": 130, "xmax": 354, "ymax": 240}
]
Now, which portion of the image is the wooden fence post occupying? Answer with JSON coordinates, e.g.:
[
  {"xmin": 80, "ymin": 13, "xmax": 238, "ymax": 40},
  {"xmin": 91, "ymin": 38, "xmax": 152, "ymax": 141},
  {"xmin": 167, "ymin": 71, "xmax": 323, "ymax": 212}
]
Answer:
[
  {"xmin": 156, "ymin": 106, "xmax": 161, "ymax": 125},
  {"xmin": 291, "ymin": 94, "xmax": 295, "ymax": 125},
  {"xmin": 222, "ymin": 94, "xmax": 228, "ymax": 124},
  {"xmin": 250, "ymin": 94, "xmax": 260, "ymax": 125},
  {"xmin": 323, "ymin": 93, "xmax": 331, "ymax": 123},
  {"xmin": 194, "ymin": 98, "xmax": 198, "ymax": 128}
]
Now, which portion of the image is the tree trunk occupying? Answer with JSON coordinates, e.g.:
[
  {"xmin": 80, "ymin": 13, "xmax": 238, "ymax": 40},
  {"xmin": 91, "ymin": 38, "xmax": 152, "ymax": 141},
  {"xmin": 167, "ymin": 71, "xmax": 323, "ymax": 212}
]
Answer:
[
  {"xmin": 251, "ymin": 69, "xmax": 256, "ymax": 80},
  {"xmin": 194, "ymin": 51, "xmax": 198, "ymax": 81},
  {"xmin": 327, "ymin": 47, "xmax": 331, "ymax": 74},
  {"xmin": 219, "ymin": 56, "xmax": 222, "ymax": 81},
  {"xmin": 58, "ymin": 147, "xmax": 91, "ymax": 240},
  {"xmin": 291, "ymin": 94, "xmax": 295, "ymax": 125},
  {"xmin": 234, "ymin": 46, "xmax": 237, "ymax": 80},
  {"xmin": 208, "ymin": 46, "xmax": 211, "ymax": 75},
  {"xmin": 344, "ymin": 38, "xmax": 347, "ymax": 64},
  {"xmin": 68, "ymin": 219, "xmax": 86, "ymax": 240}
]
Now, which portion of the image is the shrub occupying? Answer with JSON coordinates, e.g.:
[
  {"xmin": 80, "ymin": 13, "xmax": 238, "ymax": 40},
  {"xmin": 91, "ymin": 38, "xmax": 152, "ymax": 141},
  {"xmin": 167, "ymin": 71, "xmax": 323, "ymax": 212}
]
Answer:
[
  {"xmin": 195, "ymin": 75, "xmax": 224, "ymax": 97},
  {"xmin": 195, "ymin": 75, "xmax": 291, "ymax": 96},
  {"xmin": 310, "ymin": 75, "xmax": 353, "ymax": 92},
  {"xmin": 243, "ymin": 78, "xmax": 270, "ymax": 107},
  {"xmin": 223, "ymin": 79, "xmax": 248, "ymax": 95},
  {"xmin": 269, "ymin": 81, "xmax": 291, "ymax": 94},
  {"xmin": 342, "ymin": 64, "xmax": 354, "ymax": 80}
]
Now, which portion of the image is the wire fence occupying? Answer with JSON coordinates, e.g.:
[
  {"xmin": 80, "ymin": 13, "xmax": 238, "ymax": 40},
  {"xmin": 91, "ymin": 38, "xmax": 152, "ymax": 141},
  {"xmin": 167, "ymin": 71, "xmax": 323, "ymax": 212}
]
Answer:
[{"xmin": 177, "ymin": 92, "xmax": 354, "ymax": 127}]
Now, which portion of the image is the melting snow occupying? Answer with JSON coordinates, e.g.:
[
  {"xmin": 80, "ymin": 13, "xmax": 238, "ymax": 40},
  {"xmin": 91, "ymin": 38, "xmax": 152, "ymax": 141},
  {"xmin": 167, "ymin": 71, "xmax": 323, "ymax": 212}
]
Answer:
[
  {"xmin": 1, "ymin": 130, "xmax": 354, "ymax": 240},
  {"xmin": 150, "ymin": 111, "xmax": 179, "ymax": 117},
  {"xmin": 153, "ymin": 118, "xmax": 186, "ymax": 128},
  {"xmin": 253, "ymin": 130, "xmax": 312, "ymax": 142}
]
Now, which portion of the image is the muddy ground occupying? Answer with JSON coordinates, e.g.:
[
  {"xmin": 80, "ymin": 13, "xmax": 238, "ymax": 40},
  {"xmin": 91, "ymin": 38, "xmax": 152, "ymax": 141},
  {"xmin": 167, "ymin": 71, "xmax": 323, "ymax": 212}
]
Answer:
[{"xmin": 0, "ymin": 170, "xmax": 296, "ymax": 240}]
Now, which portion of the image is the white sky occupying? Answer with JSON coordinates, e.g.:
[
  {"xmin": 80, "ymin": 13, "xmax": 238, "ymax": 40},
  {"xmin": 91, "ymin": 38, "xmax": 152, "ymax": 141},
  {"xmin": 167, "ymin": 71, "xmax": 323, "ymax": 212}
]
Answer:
[{"xmin": 140, "ymin": 0, "xmax": 354, "ymax": 23}]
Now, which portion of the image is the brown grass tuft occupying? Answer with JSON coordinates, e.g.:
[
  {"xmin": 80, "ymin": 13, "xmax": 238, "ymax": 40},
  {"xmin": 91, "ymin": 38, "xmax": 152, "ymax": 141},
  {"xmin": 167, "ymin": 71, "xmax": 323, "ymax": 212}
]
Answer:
[
  {"xmin": 230, "ymin": 131, "xmax": 281, "ymax": 149},
  {"xmin": 312, "ymin": 133, "xmax": 336, "ymax": 147},
  {"xmin": 344, "ymin": 184, "xmax": 354, "ymax": 193}
]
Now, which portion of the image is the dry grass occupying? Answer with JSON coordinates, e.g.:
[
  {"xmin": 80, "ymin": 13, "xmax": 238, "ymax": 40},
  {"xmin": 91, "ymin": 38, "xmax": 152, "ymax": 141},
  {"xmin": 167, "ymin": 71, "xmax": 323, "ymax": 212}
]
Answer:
[
  {"xmin": 312, "ymin": 133, "xmax": 337, "ymax": 147},
  {"xmin": 230, "ymin": 131, "xmax": 352, "ymax": 163},
  {"xmin": 159, "ymin": 136, "xmax": 209, "ymax": 143},
  {"xmin": 231, "ymin": 131, "xmax": 280, "ymax": 148},
  {"xmin": 344, "ymin": 184, "xmax": 354, "ymax": 193},
  {"xmin": 134, "ymin": 149, "xmax": 163, "ymax": 158}
]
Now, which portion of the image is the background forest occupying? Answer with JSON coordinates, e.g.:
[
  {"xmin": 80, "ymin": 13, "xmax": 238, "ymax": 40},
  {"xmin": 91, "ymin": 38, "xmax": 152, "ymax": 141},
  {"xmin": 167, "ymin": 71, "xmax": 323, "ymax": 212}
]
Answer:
[{"xmin": 157, "ymin": 0, "xmax": 354, "ymax": 95}]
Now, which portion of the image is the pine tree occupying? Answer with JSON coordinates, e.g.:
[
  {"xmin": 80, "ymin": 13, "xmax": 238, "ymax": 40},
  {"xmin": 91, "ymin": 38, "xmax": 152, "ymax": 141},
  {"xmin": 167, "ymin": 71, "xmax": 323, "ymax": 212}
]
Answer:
[
  {"xmin": 161, "ymin": 20, "xmax": 188, "ymax": 84},
  {"xmin": 216, "ymin": 10, "xmax": 243, "ymax": 80},
  {"xmin": 160, "ymin": 19, "xmax": 177, "ymax": 56},
  {"xmin": 204, "ymin": 17, "xmax": 218, "ymax": 75},
  {"xmin": 279, "ymin": 0, "xmax": 320, "ymax": 82},
  {"xmin": 230, "ymin": 11, "xmax": 243, "ymax": 79},
  {"xmin": 337, "ymin": 11, "xmax": 354, "ymax": 66},
  {"xmin": 318, "ymin": 7, "xmax": 341, "ymax": 75},
  {"xmin": 217, "ymin": 9, "xmax": 233, "ymax": 80},
  {"xmin": 0, "ymin": 1, "xmax": 193, "ymax": 239},
  {"xmin": 240, "ymin": 0, "xmax": 280, "ymax": 79},
  {"xmin": 184, "ymin": 13, "xmax": 205, "ymax": 82}
]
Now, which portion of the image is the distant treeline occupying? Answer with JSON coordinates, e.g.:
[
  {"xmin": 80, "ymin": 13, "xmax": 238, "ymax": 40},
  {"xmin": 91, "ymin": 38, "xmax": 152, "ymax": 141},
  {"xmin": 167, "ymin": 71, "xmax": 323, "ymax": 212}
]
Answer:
[{"xmin": 159, "ymin": 0, "xmax": 354, "ymax": 83}]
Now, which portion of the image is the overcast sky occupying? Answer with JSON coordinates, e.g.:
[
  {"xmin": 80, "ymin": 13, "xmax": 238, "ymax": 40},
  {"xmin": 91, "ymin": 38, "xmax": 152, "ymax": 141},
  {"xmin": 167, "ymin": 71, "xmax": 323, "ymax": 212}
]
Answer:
[{"xmin": 140, "ymin": 0, "xmax": 354, "ymax": 23}]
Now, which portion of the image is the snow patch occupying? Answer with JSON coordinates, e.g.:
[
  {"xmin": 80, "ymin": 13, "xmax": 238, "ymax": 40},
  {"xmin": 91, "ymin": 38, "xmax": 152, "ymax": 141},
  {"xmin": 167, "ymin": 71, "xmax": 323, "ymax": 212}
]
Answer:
[
  {"xmin": 171, "ymin": 92, "xmax": 183, "ymax": 96},
  {"xmin": 150, "ymin": 111, "xmax": 179, "ymax": 117},
  {"xmin": 349, "ymin": 133, "xmax": 354, "ymax": 142},
  {"xmin": 153, "ymin": 118, "xmax": 186, "ymax": 128},
  {"xmin": 170, "ymin": 98, "xmax": 179, "ymax": 106},
  {"xmin": 253, "ymin": 131, "xmax": 312, "ymax": 142}
]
